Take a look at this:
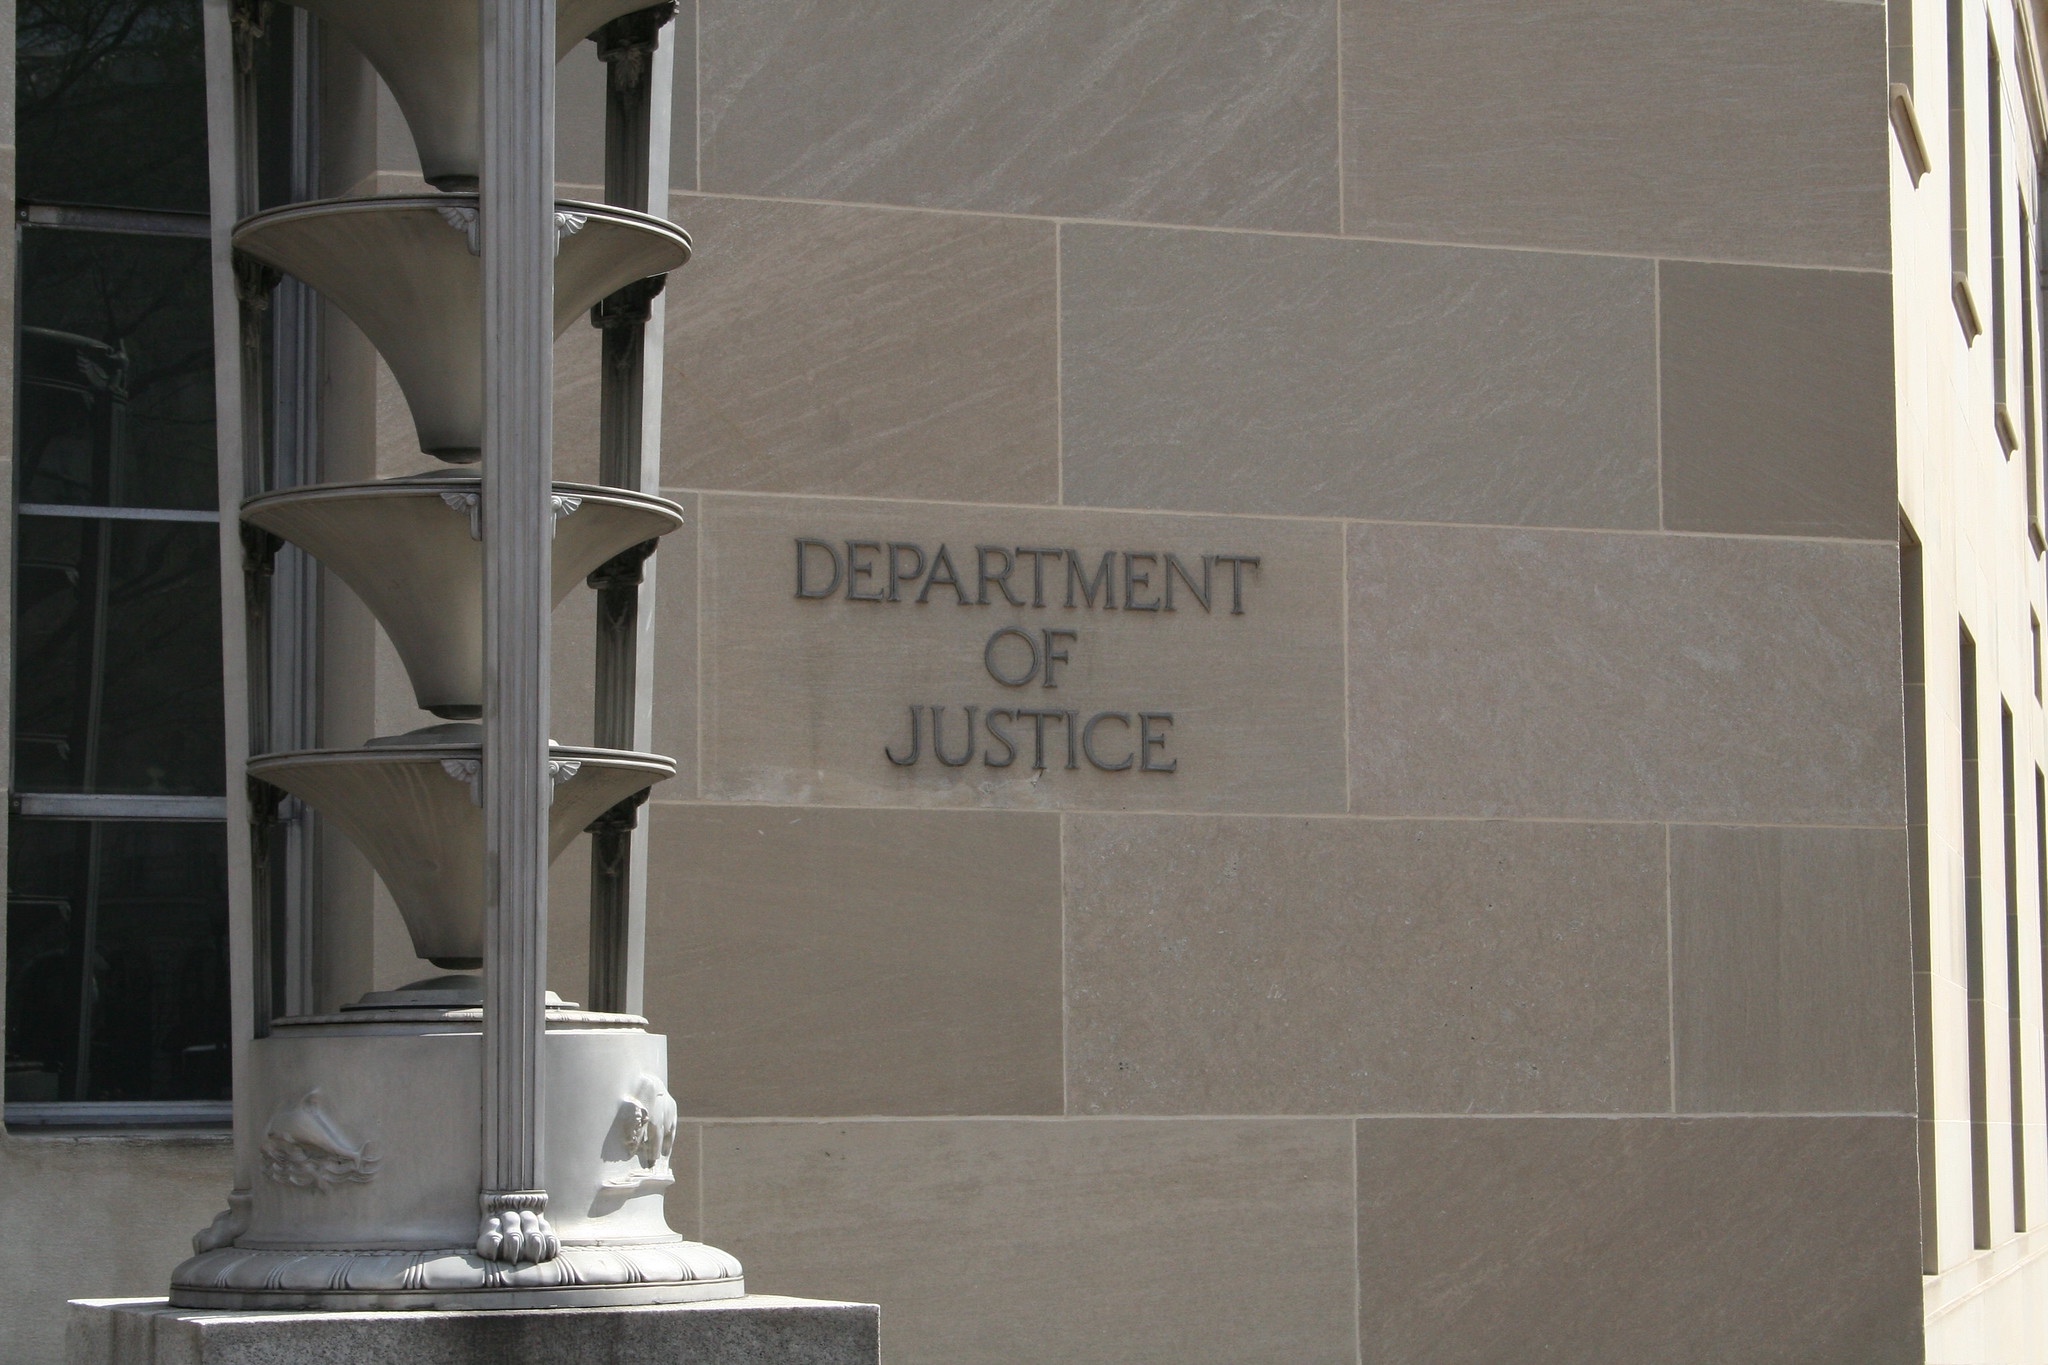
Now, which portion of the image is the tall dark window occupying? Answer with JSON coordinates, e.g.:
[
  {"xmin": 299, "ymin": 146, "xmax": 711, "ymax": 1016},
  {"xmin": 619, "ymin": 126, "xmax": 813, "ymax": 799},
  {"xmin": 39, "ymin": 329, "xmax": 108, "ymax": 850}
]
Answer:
[
  {"xmin": 1891, "ymin": 0, "xmax": 1914, "ymax": 95},
  {"xmin": 2024, "ymin": 204, "xmax": 2043, "ymax": 545},
  {"xmin": 1905, "ymin": 524, "xmax": 1937, "ymax": 1271},
  {"xmin": 1951, "ymin": 0, "xmax": 1973, "ymax": 331},
  {"xmin": 4, "ymin": 0, "xmax": 241, "ymax": 1125},
  {"xmin": 1991, "ymin": 51, "xmax": 2009, "ymax": 421},
  {"xmin": 2002, "ymin": 703, "xmax": 2026, "ymax": 1230},
  {"xmin": 2038, "ymin": 766, "xmax": 2048, "ymax": 1197},
  {"xmin": 1962, "ymin": 625, "xmax": 1991, "ymax": 1248}
]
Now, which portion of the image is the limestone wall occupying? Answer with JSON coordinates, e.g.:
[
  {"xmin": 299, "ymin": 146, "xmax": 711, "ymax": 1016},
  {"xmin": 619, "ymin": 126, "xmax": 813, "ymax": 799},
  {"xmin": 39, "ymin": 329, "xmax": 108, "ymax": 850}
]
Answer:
[{"xmin": 0, "ymin": 2, "xmax": 1944, "ymax": 1362}]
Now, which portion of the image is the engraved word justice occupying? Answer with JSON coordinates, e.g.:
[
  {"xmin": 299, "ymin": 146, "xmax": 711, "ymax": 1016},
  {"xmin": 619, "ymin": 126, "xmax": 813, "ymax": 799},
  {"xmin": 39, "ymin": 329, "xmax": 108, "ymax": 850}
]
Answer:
[{"xmin": 793, "ymin": 537, "xmax": 1263, "ymax": 775}]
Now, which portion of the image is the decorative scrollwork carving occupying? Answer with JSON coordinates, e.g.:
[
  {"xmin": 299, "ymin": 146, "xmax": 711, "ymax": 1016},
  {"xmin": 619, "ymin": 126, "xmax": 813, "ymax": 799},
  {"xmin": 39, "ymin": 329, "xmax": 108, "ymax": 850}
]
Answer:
[
  {"xmin": 554, "ymin": 212, "xmax": 589, "ymax": 251},
  {"xmin": 435, "ymin": 204, "xmax": 482, "ymax": 255},
  {"xmin": 437, "ymin": 490, "xmax": 580, "ymax": 542},
  {"xmin": 260, "ymin": 1091, "xmax": 380, "ymax": 1191},
  {"xmin": 439, "ymin": 756, "xmax": 576, "ymax": 806},
  {"xmin": 438, "ymin": 489, "xmax": 482, "ymax": 540},
  {"xmin": 440, "ymin": 757, "xmax": 483, "ymax": 806},
  {"xmin": 431, "ymin": 206, "xmax": 587, "ymax": 257}
]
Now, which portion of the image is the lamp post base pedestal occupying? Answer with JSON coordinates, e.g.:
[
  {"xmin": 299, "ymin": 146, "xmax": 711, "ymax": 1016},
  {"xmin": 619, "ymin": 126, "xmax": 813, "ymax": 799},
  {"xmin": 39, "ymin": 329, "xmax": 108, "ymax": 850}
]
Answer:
[
  {"xmin": 69, "ymin": 1294, "xmax": 878, "ymax": 1364},
  {"xmin": 165, "ymin": 1237, "xmax": 744, "ymax": 1311}
]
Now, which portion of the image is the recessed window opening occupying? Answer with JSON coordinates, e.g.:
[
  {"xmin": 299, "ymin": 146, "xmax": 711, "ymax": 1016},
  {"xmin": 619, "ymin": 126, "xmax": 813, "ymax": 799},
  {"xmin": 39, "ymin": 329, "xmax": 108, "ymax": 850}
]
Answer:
[
  {"xmin": 2003, "ymin": 702, "xmax": 2026, "ymax": 1230},
  {"xmin": 1905, "ymin": 525, "xmax": 1938, "ymax": 1271},
  {"xmin": 2032, "ymin": 612, "xmax": 2042, "ymax": 700},
  {"xmin": 1952, "ymin": 0, "xmax": 1973, "ymax": 285},
  {"xmin": 1962, "ymin": 625, "xmax": 1992, "ymax": 1248},
  {"xmin": 1992, "ymin": 47, "xmax": 2010, "ymax": 417},
  {"xmin": 4, "ymin": 0, "xmax": 294, "ymax": 1130},
  {"xmin": 1894, "ymin": 0, "xmax": 1915, "ymax": 95},
  {"xmin": 2024, "ymin": 204, "xmax": 2043, "ymax": 540},
  {"xmin": 2038, "ymin": 765, "xmax": 2048, "ymax": 1206}
]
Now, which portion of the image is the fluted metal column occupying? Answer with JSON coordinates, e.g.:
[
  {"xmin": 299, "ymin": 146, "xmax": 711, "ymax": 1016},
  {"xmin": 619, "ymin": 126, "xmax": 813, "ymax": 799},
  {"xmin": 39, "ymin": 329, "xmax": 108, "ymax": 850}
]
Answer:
[
  {"xmin": 476, "ymin": 0, "xmax": 560, "ymax": 1264},
  {"xmin": 586, "ymin": 3, "xmax": 674, "ymax": 1016},
  {"xmin": 199, "ymin": 0, "xmax": 262, "ymax": 1248}
]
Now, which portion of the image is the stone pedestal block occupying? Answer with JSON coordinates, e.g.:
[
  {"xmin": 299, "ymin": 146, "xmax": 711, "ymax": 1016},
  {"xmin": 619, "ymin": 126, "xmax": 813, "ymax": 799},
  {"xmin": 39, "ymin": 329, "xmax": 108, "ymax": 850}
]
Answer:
[{"xmin": 68, "ymin": 1295, "xmax": 879, "ymax": 1365}]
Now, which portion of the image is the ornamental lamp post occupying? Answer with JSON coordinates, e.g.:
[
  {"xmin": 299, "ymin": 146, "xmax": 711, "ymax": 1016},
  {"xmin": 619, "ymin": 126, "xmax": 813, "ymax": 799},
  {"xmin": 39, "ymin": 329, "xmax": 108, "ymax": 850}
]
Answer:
[{"xmin": 163, "ymin": 0, "xmax": 743, "ymax": 1310}]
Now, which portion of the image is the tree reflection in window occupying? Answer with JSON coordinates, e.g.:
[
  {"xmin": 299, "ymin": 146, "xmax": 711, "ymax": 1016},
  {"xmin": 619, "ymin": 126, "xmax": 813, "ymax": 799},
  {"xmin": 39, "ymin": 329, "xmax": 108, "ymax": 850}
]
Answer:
[{"xmin": 18, "ymin": 0, "xmax": 208, "ymax": 214}]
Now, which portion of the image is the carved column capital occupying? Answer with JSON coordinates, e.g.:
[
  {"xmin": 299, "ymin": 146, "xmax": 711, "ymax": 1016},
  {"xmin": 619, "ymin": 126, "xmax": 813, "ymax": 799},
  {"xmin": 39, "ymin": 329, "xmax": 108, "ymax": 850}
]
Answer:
[
  {"xmin": 233, "ymin": 252, "xmax": 281, "ymax": 310},
  {"xmin": 590, "ymin": 275, "xmax": 667, "ymax": 331},
  {"xmin": 229, "ymin": 0, "xmax": 272, "ymax": 74},
  {"xmin": 594, "ymin": 3, "xmax": 677, "ymax": 92},
  {"xmin": 587, "ymin": 537, "xmax": 659, "ymax": 592}
]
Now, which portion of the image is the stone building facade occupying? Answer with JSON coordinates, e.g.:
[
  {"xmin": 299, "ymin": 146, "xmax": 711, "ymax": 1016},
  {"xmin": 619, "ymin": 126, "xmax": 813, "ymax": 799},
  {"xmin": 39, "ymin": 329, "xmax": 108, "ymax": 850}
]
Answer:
[{"xmin": 4, "ymin": 0, "xmax": 2046, "ymax": 1361}]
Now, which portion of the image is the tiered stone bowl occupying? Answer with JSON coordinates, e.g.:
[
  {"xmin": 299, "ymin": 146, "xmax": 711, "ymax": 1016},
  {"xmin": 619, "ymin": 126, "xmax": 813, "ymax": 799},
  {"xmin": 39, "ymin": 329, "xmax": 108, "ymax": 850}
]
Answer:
[
  {"xmin": 244, "ymin": 477, "xmax": 683, "ymax": 717},
  {"xmin": 234, "ymin": 196, "xmax": 690, "ymax": 458}
]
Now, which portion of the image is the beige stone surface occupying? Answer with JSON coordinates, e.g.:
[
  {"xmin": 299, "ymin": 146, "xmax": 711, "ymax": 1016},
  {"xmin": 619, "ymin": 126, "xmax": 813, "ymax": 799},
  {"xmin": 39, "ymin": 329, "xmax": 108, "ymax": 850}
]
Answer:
[
  {"xmin": 700, "ymin": 1118, "xmax": 1357, "ymax": 1364},
  {"xmin": 0, "ymin": 6, "xmax": 1972, "ymax": 1363},
  {"xmin": 1348, "ymin": 523, "xmax": 1906, "ymax": 824},
  {"xmin": 551, "ymin": 320, "xmax": 604, "ymax": 487},
  {"xmin": 642, "ymin": 804, "xmax": 1062, "ymax": 1116},
  {"xmin": 1066, "ymin": 815, "xmax": 1670, "ymax": 1114},
  {"xmin": 1660, "ymin": 262, "xmax": 1897, "ymax": 538},
  {"xmin": 664, "ymin": 1121, "xmax": 703, "ymax": 1241},
  {"xmin": 552, "ymin": 572, "xmax": 598, "ymax": 747},
  {"xmin": 698, "ymin": 0, "xmax": 1338, "ymax": 231},
  {"xmin": 1060, "ymin": 225, "xmax": 1658, "ymax": 528},
  {"xmin": 1924, "ymin": 1226, "xmax": 2048, "ymax": 1364},
  {"xmin": 667, "ymin": 8, "xmax": 697, "ymax": 193},
  {"xmin": 554, "ymin": 38, "xmax": 608, "ymax": 196},
  {"xmin": 662, "ymin": 195, "xmax": 1057, "ymax": 504},
  {"xmin": 546, "ymin": 839, "xmax": 592, "ymax": 1006},
  {"xmin": 651, "ymin": 491, "xmax": 700, "ymax": 790},
  {"xmin": 1342, "ymin": 0, "xmax": 1888, "ymax": 266},
  {"xmin": 0, "ymin": 1134, "xmax": 232, "ymax": 1365},
  {"xmin": 1354, "ymin": 1116, "xmax": 1923, "ymax": 1364},
  {"xmin": 698, "ymin": 495, "xmax": 1347, "ymax": 811},
  {"xmin": 1670, "ymin": 825, "xmax": 1916, "ymax": 1114}
]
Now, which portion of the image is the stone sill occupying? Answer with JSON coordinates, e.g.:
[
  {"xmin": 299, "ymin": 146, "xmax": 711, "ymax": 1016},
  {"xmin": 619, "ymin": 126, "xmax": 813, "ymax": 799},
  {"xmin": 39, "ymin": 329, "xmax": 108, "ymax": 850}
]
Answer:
[
  {"xmin": 4, "ymin": 1126, "xmax": 231, "ymax": 1147},
  {"xmin": 1924, "ymin": 1223, "xmax": 2048, "ymax": 1323}
]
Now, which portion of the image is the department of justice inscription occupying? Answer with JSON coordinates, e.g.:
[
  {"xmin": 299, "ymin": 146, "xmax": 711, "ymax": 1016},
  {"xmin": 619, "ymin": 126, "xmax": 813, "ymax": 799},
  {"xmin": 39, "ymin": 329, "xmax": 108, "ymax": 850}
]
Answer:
[{"xmin": 792, "ymin": 538, "xmax": 1262, "ymax": 776}]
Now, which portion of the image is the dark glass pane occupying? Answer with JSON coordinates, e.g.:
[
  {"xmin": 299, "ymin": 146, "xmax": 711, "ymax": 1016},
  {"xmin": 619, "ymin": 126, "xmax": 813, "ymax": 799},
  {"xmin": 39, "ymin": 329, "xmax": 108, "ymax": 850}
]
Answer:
[
  {"xmin": 13, "ymin": 516, "xmax": 225, "ymax": 795},
  {"xmin": 254, "ymin": 14, "xmax": 297, "ymax": 211},
  {"xmin": 18, "ymin": 0, "xmax": 208, "ymax": 213},
  {"xmin": 4, "ymin": 818, "xmax": 229, "ymax": 1103},
  {"xmin": 18, "ymin": 228, "xmax": 217, "ymax": 510}
]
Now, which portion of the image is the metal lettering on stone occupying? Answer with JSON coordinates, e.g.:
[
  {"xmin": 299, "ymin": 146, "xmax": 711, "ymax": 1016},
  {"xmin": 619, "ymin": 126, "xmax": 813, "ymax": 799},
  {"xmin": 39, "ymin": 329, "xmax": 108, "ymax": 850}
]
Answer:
[{"xmin": 790, "ymin": 536, "xmax": 1269, "ymax": 777}]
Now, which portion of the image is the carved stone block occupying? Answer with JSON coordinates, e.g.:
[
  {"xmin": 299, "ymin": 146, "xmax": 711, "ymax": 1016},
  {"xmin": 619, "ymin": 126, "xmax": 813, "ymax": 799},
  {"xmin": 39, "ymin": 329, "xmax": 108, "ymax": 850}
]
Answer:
[{"xmin": 69, "ymin": 1296, "xmax": 879, "ymax": 1365}]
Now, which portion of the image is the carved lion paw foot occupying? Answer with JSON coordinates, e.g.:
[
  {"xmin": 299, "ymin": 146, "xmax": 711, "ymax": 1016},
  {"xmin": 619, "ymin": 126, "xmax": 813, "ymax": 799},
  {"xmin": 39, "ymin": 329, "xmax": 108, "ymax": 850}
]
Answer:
[
  {"xmin": 476, "ymin": 1191, "xmax": 559, "ymax": 1264},
  {"xmin": 191, "ymin": 1189, "xmax": 252, "ymax": 1254}
]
